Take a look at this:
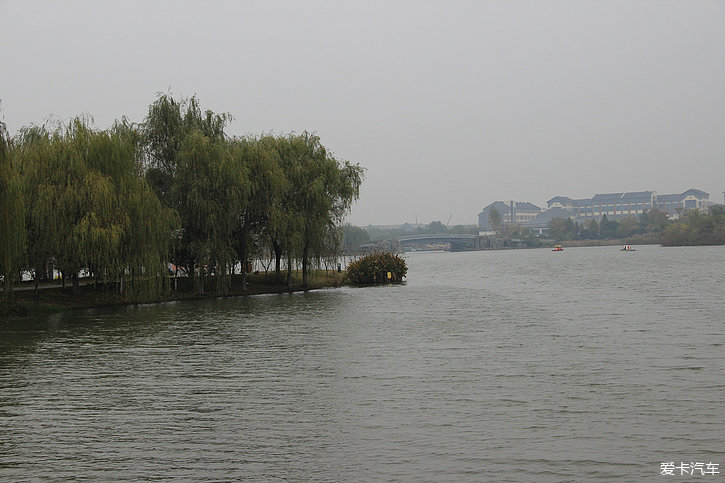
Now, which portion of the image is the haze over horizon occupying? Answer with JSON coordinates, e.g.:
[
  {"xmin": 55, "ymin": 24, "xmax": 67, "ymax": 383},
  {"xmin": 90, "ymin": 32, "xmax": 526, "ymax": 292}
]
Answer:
[{"xmin": 2, "ymin": 0, "xmax": 723, "ymax": 226}]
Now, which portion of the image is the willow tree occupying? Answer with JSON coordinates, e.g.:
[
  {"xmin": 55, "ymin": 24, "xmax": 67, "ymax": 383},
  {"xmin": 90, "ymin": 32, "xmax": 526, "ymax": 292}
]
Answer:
[
  {"xmin": 142, "ymin": 94, "xmax": 233, "ymax": 288},
  {"xmin": 18, "ymin": 119, "xmax": 92, "ymax": 292},
  {"xmin": 19, "ymin": 117, "xmax": 175, "ymax": 297},
  {"xmin": 143, "ymin": 93, "xmax": 231, "ymax": 207},
  {"xmin": 267, "ymin": 134, "xmax": 306, "ymax": 289},
  {"xmin": 106, "ymin": 120, "xmax": 178, "ymax": 299},
  {"xmin": 16, "ymin": 125, "xmax": 55, "ymax": 293},
  {"xmin": 173, "ymin": 131, "xmax": 243, "ymax": 295},
  {"xmin": 256, "ymin": 135, "xmax": 290, "ymax": 283},
  {"xmin": 0, "ymin": 120, "xmax": 25, "ymax": 301},
  {"xmin": 285, "ymin": 132, "xmax": 363, "ymax": 287},
  {"xmin": 229, "ymin": 135, "xmax": 287, "ymax": 292}
]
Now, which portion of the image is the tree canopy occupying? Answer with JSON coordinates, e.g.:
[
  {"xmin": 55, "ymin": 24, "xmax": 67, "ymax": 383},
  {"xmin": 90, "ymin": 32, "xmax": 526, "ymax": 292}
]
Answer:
[{"xmin": 1, "ymin": 93, "xmax": 364, "ymax": 303}]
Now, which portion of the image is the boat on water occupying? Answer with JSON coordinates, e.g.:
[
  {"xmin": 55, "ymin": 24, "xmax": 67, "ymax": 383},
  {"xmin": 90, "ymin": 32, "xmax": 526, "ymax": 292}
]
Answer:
[
  {"xmin": 621, "ymin": 245, "xmax": 636, "ymax": 251},
  {"xmin": 552, "ymin": 244, "xmax": 564, "ymax": 251}
]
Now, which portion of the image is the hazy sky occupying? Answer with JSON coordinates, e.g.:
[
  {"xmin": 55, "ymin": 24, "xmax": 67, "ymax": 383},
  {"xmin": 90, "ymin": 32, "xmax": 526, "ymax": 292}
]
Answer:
[{"xmin": 2, "ymin": 0, "xmax": 724, "ymax": 226}]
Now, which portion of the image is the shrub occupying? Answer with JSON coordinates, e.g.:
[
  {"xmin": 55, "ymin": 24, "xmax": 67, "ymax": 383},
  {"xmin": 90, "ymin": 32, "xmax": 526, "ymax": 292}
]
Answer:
[{"xmin": 344, "ymin": 252, "xmax": 407, "ymax": 285}]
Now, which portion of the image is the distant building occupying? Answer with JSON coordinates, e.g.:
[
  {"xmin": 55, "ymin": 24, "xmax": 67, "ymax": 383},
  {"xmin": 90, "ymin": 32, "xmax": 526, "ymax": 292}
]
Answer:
[
  {"xmin": 543, "ymin": 189, "xmax": 711, "ymax": 220},
  {"xmin": 546, "ymin": 191, "xmax": 657, "ymax": 219},
  {"xmin": 478, "ymin": 188, "xmax": 711, "ymax": 232},
  {"xmin": 478, "ymin": 201, "xmax": 541, "ymax": 230},
  {"xmin": 522, "ymin": 207, "xmax": 572, "ymax": 234},
  {"xmin": 656, "ymin": 189, "xmax": 711, "ymax": 215}
]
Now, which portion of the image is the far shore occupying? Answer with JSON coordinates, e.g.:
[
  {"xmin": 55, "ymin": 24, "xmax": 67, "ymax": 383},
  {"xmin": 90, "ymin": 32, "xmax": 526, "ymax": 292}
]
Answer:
[{"xmin": 555, "ymin": 237, "xmax": 660, "ymax": 248}]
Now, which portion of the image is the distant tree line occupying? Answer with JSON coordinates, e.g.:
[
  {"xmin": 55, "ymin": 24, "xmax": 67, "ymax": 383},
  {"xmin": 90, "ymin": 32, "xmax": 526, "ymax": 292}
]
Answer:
[
  {"xmin": 547, "ymin": 210, "xmax": 667, "ymax": 241},
  {"xmin": 342, "ymin": 221, "xmax": 479, "ymax": 250},
  {"xmin": 0, "ymin": 94, "xmax": 363, "ymax": 302},
  {"xmin": 545, "ymin": 207, "xmax": 725, "ymax": 245},
  {"xmin": 659, "ymin": 206, "xmax": 725, "ymax": 246}
]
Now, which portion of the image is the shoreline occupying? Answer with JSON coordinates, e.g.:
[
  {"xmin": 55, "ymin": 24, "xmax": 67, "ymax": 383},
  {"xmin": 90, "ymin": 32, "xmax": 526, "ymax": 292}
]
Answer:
[{"xmin": 4, "ymin": 271, "xmax": 346, "ymax": 317}]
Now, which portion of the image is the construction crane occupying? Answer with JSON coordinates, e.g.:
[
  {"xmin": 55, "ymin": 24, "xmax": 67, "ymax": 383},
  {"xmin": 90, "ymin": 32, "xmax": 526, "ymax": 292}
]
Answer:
[{"xmin": 446, "ymin": 214, "xmax": 452, "ymax": 228}]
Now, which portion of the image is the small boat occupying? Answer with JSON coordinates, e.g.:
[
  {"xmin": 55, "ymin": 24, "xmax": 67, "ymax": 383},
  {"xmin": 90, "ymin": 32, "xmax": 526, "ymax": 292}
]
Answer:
[
  {"xmin": 552, "ymin": 244, "xmax": 563, "ymax": 251},
  {"xmin": 621, "ymin": 245, "xmax": 636, "ymax": 251}
]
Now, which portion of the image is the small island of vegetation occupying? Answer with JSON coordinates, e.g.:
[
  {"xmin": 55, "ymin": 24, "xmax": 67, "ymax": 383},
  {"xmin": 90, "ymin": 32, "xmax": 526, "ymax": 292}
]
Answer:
[{"xmin": 344, "ymin": 252, "xmax": 407, "ymax": 285}]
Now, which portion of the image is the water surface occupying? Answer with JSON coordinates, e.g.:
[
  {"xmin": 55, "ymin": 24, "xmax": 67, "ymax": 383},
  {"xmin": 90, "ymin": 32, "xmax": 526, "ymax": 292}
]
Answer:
[{"xmin": 1, "ymin": 245, "xmax": 724, "ymax": 481}]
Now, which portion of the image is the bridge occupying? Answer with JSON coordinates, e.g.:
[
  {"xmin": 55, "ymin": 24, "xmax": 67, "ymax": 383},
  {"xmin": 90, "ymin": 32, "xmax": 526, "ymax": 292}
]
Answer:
[{"xmin": 396, "ymin": 234, "xmax": 480, "ymax": 251}]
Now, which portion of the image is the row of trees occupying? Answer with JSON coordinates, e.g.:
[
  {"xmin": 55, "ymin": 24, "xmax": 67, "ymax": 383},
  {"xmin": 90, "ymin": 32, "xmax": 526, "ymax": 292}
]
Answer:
[
  {"xmin": 487, "ymin": 206, "xmax": 666, "ymax": 242},
  {"xmin": 547, "ymin": 210, "xmax": 669, "ymax": 241},
  {"xmin": 0, "ymin": 94, "xmax": 364, "ymax": 301},
  {"xmin": 545, "ymin": 207, "xmax": 725, "ymax": 245},
  {"xmin": 660, "ymin": 206, "xmax": 725, "ymax": 246},
  {"xmin": 341, "ymin": 221, "xmax": 481, "ymax": 252},
  {"xmin": 488, "ymin": 204, "xmax": 725, "ymax": 246}
]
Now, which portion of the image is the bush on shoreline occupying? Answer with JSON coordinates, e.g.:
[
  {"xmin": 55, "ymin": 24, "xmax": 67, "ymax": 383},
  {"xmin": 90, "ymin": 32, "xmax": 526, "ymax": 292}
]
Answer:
[{"xmin": 344, "ymin": 252, "xmax": 407, "ymax": 285}]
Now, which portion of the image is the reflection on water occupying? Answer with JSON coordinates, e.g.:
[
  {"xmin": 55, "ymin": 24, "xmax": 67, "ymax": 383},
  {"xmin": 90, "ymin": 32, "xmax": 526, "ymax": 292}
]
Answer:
[{"xmin": 1, "ymin": 245, "xmax": 724, "ymax": 481}]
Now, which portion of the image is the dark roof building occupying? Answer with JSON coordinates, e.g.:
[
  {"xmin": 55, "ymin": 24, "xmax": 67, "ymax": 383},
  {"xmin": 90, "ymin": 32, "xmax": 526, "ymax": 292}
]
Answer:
[
  {"xmin": 477, "ymin": 201, "xmax": 542, "ymax": 230},
  {"xmin": 544, "ymin": 189, "xmax": 710, "ymax": 219},
  {"xmin": 479, "ymin": 188, "xmax": 710, "ymax": 231}
]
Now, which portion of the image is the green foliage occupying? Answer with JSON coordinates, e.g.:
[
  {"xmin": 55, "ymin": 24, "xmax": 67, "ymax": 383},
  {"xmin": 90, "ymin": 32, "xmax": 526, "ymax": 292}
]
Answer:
[
  {"xmin": 172, "ymin": 131, "xmax": 242, "ymax": 294},
  {"xmin": 0, "ymin": 120, "xmax": 25, "ymax": 301},
  {"xmin": 15, "ymin": 117, "xmax": 177, "ymax": 298},
  {"xmin": 548, "ymin": 217, "xmax": 575, "ymax": 240},
  {"xmin": 640, "ymin": 208, "xmax": 669, "ymax": 233},
  {"xmin": 661, "ymin": 206, "xmax": 725, "ymax": 246},
  {"xmin": 344, "ymin": 252, "xmax": 407, "ymax": 285},
  {"xmin": 488, "ymin": 207, "xmax": 502, "ymax": 232},
  {"xmin": 3, "ymin": 93, "xmax": 364, "ymax": 302},
  {"xmin": 599, "ymin": 214, "xmax": 619, "ymax": 239},
  {"xmin": 342, "ymin": 224, "xmax": 370, "ymax": 251},
  {"xmin": 545, "ymin": 207, "xmax": 724, "ymax": 245},
  {"xmin": 143, "ymin": 93, "xmax": 232, "ymax": 206},
  {"xmin": 549, "ymin": 213, "xmax": 654, "ymax": 242},
  {"xmin": 273, "ymin": 132, "xmax": 364, "ymax": 287},
  {"xmin": 424, "ymin": 220, "xmax": 448, "ymax": 234},
  {"xmin": 616, "ymin": 216, "xmax": 639, "ymax": 238}
]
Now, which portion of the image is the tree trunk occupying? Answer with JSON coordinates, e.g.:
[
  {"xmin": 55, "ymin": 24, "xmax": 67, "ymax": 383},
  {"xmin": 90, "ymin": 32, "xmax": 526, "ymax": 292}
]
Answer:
[
  {"xmin": 302, "ymin": 241, "xmax": 309, "ymax": 289},
  {"xmin": 240, "ymin": 236, "xmax": 248, "ymax": 293},
  {"xmin": 199, "ymin": 266, "xmax": 204, "ymax": 295},
  {"xmin": 189, "ymin": 262, "xmax": 196, "ymax": 294},
  {"xmin": 273, "ymin": 240, "xmax": 282, "ymax": 282},
  {"xmin": 72, "ymin": 274, "xmax": 80, "ymax": 295},
  {"xmin": 286, "ymin": 254, "xmax": 293, "ymax": 292},
  {"xmin": 3, "ymin": 272, "xmax": 13, "ymax": 302}
]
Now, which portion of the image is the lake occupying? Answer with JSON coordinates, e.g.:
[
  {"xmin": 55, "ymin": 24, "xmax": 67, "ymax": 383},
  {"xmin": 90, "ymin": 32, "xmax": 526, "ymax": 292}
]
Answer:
[{"xmin": 1, "ymin": 245, "xmax": 724, "ymax": 482}]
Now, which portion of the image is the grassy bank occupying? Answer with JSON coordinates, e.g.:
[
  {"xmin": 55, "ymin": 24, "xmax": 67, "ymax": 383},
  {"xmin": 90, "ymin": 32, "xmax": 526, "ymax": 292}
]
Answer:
[{"xmin": 6, "ymin": 270, "xmax": 346, "ymax": 316}]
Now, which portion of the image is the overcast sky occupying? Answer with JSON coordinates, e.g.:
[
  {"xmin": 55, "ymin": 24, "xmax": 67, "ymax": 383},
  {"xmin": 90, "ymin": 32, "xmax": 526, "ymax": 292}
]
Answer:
[{"xmin": 1, "ymin": 0, "xmax": 723, "ymax": 226}]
